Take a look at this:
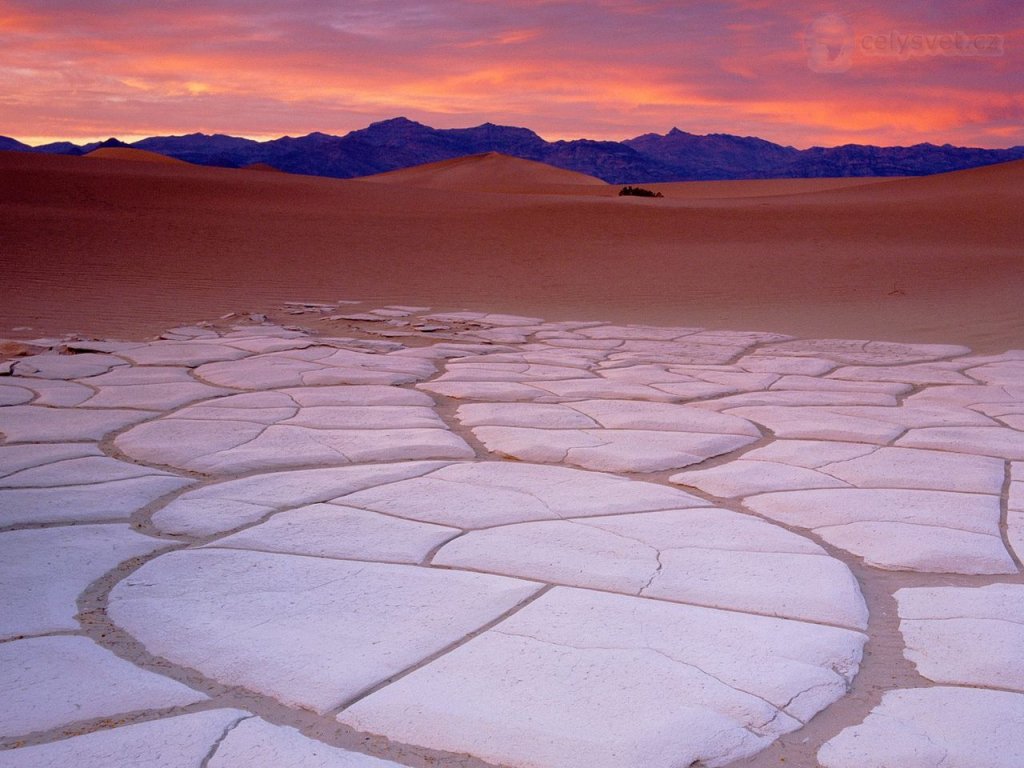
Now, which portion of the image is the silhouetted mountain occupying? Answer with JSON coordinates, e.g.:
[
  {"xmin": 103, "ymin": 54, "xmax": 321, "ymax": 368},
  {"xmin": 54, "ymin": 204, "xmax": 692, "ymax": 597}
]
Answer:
[
  {"xmin": 133, "ymin": 133, "xmax": 262, "ymax": 167},
  {"xmin": 773, "ymin": 143, "xmax": 1024, "ymax": 178},
  {"xmin": 5, "ymin": 118, "xmax": 1023, "ymax": 183},
  {"xmin": 449, "ymin": 122, "xmax": 549, "ymax": 157},
  {"xmin": 261, "ymin": 131, "xmax": 378, "ymax": 176},
  {"xmin": 624, "ymin": 127, "xmax": 802, "ymax": 179},
  {"xmin": 0, "ymin": 136, "xmax": 30, "ymax": 151},
  {"xmin": 256, "ymin": 119, "xmax": 555, "ymax": 177},
  {"xmin": 544, "ymin": 138, "xmax": 678, "ymax": 182},
  {"xmin": 92, "ymin": 138, "xmax": 130, "ymax": 150},
  {"xmin": 34, "ymin": 141, "xmax": 83, "ymax": 155}
]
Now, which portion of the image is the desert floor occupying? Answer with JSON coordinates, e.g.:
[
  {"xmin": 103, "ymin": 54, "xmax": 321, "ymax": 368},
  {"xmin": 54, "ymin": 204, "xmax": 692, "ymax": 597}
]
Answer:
[
  {"xmin": 2, "ymin": 150, "xmax": 1022, "ymax": 350},
  {"xmin": 1, "ymin": 151, "xmax": 1022, "ymax": 768}
]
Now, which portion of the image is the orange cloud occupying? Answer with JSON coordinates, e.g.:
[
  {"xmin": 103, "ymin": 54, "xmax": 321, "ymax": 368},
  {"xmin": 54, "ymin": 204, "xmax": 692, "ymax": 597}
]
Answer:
[{"xmin": 0, "ymin": 0, "xmax": 1020, "ymax": 148}]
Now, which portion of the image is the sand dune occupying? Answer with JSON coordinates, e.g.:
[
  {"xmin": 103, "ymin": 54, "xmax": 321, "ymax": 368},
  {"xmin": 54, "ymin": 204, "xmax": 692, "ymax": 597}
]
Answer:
[
  {"xmin": 366, "ymin": 152, "xmax": 883, "ymax": 198},
  {"xmin": 360, "ymin": 151, "xmax": 608, "ymax": 194},
  {"xmin": 84, "ymin": 147, "xmax": 190, "ymax": 165},
  {"xmin": 1, "ymin": 150, "xmax": 1021, "ymax": 350},
  {"xmin": 242, "ymin": 162, "xmax": 284, "ymax": 173},
  {"xmin": 646, "ymin": 177, "xmax": 896, "ymax": 199}
]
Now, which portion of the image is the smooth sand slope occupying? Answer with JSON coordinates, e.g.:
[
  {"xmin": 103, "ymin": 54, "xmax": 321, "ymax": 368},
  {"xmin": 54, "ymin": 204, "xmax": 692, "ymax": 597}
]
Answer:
[
  {"xmin": 1, "ymin": 151, "xmax": 1021, "ymax": 349},
  {"xmin": 362, "ymin": 151, "xmax": 610, "ymax": 194},
  {"xmin": 84, "ymin": 147, "xmax": 192, "ymax": 165}
]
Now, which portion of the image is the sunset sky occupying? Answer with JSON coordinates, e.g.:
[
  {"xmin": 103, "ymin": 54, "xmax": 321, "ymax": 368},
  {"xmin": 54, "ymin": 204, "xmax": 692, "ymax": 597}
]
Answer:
[{"xmin": 1, "ymin": 0, "xmax": 1021, "ymax": 148}]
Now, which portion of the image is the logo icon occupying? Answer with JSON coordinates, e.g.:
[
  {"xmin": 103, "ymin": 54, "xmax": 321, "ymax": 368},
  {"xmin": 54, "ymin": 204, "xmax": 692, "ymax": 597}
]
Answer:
[{"xmin": 806, "ymin": 14, "xmax": 855, "ymax": 73}]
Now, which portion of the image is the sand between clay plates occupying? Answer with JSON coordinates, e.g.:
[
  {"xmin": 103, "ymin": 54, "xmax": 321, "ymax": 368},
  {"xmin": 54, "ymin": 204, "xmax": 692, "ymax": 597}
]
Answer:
[{"xmin": 1, "ymin": 308, "xmax": 1022, "ymax": 768}]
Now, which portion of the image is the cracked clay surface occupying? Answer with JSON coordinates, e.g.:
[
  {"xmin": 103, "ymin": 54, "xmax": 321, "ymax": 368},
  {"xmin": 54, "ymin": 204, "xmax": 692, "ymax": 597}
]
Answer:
[{"xmin": 2, "ymin": 304, "xmax": 1022, "ymax": 768}]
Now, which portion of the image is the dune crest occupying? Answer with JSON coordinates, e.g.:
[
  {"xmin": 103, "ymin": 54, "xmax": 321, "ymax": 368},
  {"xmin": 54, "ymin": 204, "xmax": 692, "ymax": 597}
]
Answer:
[
  {"xmin": 360, "ymin": 151, "xmax": 608, "ymax": 193},
  {"xmin": 85, "ymin": 147, "xmax": 190, "ymax": 165}
]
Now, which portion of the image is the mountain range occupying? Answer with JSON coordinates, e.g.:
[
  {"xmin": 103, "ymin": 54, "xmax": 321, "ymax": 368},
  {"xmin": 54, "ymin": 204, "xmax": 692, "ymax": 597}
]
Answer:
[{"xmin": 3, "ymin": 117, "xmax": 1023, "ymax": 183}]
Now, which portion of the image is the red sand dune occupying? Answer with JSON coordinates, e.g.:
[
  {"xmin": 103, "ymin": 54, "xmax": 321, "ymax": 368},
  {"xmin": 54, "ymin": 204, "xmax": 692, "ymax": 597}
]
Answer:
[
  {"xmin": 84, "ymin": 147, "xmax": 190, "ymax": 165},
  {"xmin": 1, "ymin": 150, "xmax": 1021, "ymax": 350},
  {"xmin": 242, "ymin": 162, "xmax": 284, "ymax": 173},
  {"xmin": 360, "ymin": 151, "xmax": 608, "ymax": 194},
  {"xmin": 645, "ymin": 177, "xmax": 896, "ymax": 199}
]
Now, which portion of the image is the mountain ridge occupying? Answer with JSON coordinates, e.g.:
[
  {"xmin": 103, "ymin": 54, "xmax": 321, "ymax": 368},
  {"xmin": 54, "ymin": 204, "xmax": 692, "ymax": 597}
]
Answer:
[{"xmin": 3, "ymin": 117, "xmax": 1023, "ymax": 183}]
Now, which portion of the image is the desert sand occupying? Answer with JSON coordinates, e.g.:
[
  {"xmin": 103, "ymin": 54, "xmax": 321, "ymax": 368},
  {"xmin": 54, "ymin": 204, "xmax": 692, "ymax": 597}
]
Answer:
[
  {"xmin": 1, "ymin": 150, "xmax": 1021, "ymax": 350},
  {"xmin": 1, "ymin": 150, "xmax": 1023, "ymax": 768},
  {"xmin": 84, "ymin": 147, "xmax": 191, "ymax": 165}
]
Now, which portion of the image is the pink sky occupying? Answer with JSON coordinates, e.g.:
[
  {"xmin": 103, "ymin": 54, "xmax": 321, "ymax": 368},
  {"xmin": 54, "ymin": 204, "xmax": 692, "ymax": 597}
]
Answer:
[{"xmin": 1, "ymin": 0, "xmax": 1021, "ymax": 148}]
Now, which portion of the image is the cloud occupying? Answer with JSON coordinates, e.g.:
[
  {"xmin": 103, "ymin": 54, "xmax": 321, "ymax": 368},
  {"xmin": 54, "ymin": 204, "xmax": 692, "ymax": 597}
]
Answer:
[{"xmin": 1, "ymin": 0, "xmax": 1020, "ymax": 147}]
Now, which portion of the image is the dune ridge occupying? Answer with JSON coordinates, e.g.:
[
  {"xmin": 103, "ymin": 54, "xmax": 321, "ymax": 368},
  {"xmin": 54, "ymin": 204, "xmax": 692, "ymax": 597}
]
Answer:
[
  {"xmin": 84, "ymin": 147, "xmax": 191, "ymax": 165},
  {"xmin": 360, "ymin": 151, "xmax": 608, "ymax": 193}
]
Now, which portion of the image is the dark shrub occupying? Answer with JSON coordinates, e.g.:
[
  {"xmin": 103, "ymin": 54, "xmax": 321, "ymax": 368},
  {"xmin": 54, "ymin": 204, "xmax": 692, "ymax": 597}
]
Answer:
[{"xmin": 619, "ymin": 186, "xmax": 663, "ymax": 197}]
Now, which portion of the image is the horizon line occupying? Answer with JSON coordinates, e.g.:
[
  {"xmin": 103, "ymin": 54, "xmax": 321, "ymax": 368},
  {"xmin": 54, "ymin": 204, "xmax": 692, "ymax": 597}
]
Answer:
[{"xmin": 4, "ymin": 117, "xmax": 1022, "ymax": 153}]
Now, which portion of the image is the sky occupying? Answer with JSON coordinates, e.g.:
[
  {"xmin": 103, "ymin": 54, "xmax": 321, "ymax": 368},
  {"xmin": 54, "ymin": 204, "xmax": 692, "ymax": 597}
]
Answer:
[{"xmin": 1, "ymin": 0, "xmax": 1021, "ymax": 148}]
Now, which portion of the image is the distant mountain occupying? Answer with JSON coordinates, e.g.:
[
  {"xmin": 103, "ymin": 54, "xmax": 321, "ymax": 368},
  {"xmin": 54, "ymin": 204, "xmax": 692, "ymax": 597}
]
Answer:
[
  {"xmin": 623, "ymin": 127, "xmax": 801, "ymax": 179},
  {"xmin": 773, "ymin": 143, "xmax": 1024, "ymax": 178},
  {"xmin": 93, "ymin": 138, "xmax": 130, "ymax": 150},
  {"xmin": 4, "ymin": 118, "xmax": 1023, "ymax": 183},
  {"xmin": 133, "ymin": 133, "xmax": 262, "ymax": 167},
  {"xmin": 34, "ymin": 141, "xmax": 83, "ymax": 155},
  {"xmin": 0, "ymin": 136, "xmax": 30, "ymax": 151}
]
